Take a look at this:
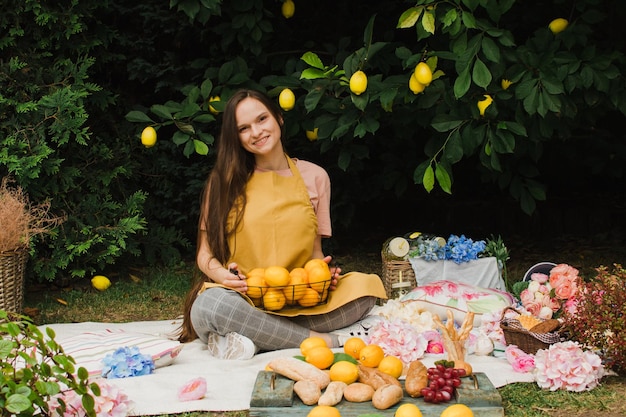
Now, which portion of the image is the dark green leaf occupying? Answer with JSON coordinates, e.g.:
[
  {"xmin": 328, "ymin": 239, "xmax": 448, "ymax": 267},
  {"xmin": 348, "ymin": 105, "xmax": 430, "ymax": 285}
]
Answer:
[
  {"xmin": 472, "ymin": 58, "xmax": 492, "ymax": 88},
  {"xmin": 304, "ymin": 89, "xmax": 324, "ymax": 113},
  {"xmin": 338, "ymin": 150, "xmax": 352, "ymax": 171},
  {"xmin": 481, "ymin": 36, "xmax": 500, "ymax": 63},
  {"xmin": 151, "ymin": 104, "xmax": 174, "ymax": 120},
  {"xmin": 444, "ymin": 130, "xmax": 464, "ymax": 164},
  {"xmin": 125, "ymin": 111, "xmax": 154, "ymax": 123},
  {"xmin": 431, "ymin": 115, "xmax": 464, "ymax": 132},
  {"xmin": 454, "ymin": 67, "xmax": 471, "ymax": 99}
]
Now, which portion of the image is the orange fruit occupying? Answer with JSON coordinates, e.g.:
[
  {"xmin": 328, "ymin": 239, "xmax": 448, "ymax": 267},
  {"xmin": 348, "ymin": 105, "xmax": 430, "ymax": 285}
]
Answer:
[
  {"xmin": 329, "ymin": 361, "xmax": 359, "ymax": 384},
  {"xmin": 440, "ymin": 404, "xmax": 474, "ymax": 417},
  {"xmin": 395, "ymin": 403, "xmax": 423, "ymax": 417},
  {"xmin": 343, "ymin": 337, "xmax": 366, "ymax": 360},
  {"xmin": 307, "ymin": 405, "xmax": 341, "ymax": 417},
  {"xmin": 305, "ymin": 260, "xmax": 331, "ymax": 293},
  {"xmin": 298, "ymin": 287, "xmax": 322, "ymax": 307},
  {"xmin": 359, "ymin": 344, "xmax": 385, "ymax": 368},
  {"xmin": 262, "ymin": 288, "xmax": 286, "ymax": 311},
  {"xmin": 264, "ymin": 266, "xmax": 290, "ymax": 287},
  {"xmin": 300, "ymin": 336, "xmax": 328, "ymax": 356},
  {"xmin": 377, "ymin": 355, "xmax": 404, "ymax": 379},
  {"xmin": 284, "ymin": 267, "xmax": 308, "ymax": 303},
  {"xmin": 305, "ymin": 346, "xmax": 335, "ymax": 370},
  {"xmin": 246, "ymin": 270, "xmax": 267, "ymax": 299}
]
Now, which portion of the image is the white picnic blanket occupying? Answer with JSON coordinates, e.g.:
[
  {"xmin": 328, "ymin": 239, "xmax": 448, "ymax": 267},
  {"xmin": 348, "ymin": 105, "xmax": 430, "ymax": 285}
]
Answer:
[{"xmin": 42, "ymin": 319, "xmax": 535, "ymax": 416}]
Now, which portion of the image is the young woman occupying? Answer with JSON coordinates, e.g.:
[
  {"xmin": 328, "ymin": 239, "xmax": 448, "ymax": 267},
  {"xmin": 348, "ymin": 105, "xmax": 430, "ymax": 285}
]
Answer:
[{"xmin": 177, "ymin": 89, "xmax": 386, "ymax": 359}]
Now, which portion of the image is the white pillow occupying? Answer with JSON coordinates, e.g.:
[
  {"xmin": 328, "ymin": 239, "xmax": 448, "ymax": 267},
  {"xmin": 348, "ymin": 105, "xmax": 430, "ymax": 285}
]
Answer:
[
  {"xmin": 400, "ymin": 280, "xmax": 515, "ymax": 326},
  {"xmin": 58, "ymin": 329, "xmax": 183, "ymax": 377}
]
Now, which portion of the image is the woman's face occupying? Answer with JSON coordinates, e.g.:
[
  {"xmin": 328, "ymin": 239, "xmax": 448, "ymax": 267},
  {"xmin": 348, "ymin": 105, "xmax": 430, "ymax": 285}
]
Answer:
[{"xmin": 235, "ymin": 97, "xmax": 283, "ymax": 157}]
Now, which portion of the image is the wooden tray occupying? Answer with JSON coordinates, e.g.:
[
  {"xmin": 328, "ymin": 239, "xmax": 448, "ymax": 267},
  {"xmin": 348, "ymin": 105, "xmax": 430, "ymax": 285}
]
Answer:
[{"xmin": 249, "ymin": 371, "xmax": 503, "ymax": 416}]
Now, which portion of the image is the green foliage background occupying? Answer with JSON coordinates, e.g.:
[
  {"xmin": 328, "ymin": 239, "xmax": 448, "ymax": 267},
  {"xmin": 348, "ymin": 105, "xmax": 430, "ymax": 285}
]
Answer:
[{"xmin": 1, "ymin": 0, "xmax": 625, "ymax": 284}]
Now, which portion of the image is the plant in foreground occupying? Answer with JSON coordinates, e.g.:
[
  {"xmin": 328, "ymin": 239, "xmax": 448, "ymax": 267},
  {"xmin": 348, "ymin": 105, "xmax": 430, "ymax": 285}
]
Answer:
[
  {"xmin": 563, "ymin": 264, "xmax": 626, "ymax": 375},
  {"xmin": 0, "ymin": 310, "xmax": 97, "ymax": 416}
]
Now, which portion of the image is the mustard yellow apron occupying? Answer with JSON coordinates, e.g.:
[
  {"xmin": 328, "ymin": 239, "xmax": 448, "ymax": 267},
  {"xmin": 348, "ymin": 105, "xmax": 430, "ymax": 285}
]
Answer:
[
  {"xmin": 202, "ymin": 156, "xmax": 387, "ymax": 316},
  {"xmin": 227, "ymin": 156, "xmax": 318, "ymax": 274}
]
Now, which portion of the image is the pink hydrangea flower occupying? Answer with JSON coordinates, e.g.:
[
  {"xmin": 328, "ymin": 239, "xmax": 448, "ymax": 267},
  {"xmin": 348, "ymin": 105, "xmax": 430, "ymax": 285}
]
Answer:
[
  {"xmin": 534, "ymin": 341, "xmax": 605, "ymax": 392},
  {"xmin": 178, "ymin": 377, "xmax": 208, "ymax": 402},
  {"xmin": 505, "ymin": 345, "xmax": 535, "ymax": 373},
  {"xmin": 368, "ymin": 319, "xmax": 428, "ymax": 364},
  {"xmin": 48, "ymin": 379, "xmax": 133, "ymax": 417}
]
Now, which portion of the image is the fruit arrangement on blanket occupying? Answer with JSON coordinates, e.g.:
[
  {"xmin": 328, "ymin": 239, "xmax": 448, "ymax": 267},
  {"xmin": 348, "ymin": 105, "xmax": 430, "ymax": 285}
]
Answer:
[{"xmin": 266, "ymin": 332, "xmax": 474, "ymax": 410}]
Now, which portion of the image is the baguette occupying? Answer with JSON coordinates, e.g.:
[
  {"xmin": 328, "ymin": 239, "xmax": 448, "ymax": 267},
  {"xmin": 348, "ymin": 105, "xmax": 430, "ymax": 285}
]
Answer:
[
  {"xmin": 293, "ymin": 379, "xmax": 321, "ymax": 405},
  {"xmin": 318, "ymin": 381, "xmax": 347, "ymax": 406},
  {"xmin": 268, "ymin": 357, "xmax": 330, "ymax": 389}
]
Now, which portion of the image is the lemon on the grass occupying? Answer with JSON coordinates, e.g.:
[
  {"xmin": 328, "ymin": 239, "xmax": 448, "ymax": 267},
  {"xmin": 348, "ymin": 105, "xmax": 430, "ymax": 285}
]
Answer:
[
  {"xmin": 281, "ymin": 0, "xmax": 295, "ymax": 19},
  {"xmin": 91, "ymin": 275, "xmax": 111, "ymax": 291},
  {"xmin": 395, "ymin": 403, "xmax": 423, "ymax": 417},
  {"xmin": 349, "ymin": 70, "xmax": 368, "ymax": 95},
  {"xmin": 440, "ymin": 403, "xmax": 474, "ymax": 417},
  {"xmin": 140, "ymin": 126, "xmax": 157, "ymax": 148},
  {"xmin": 278, "ymin": 88, "xmax": 295, "ymax": 111}
]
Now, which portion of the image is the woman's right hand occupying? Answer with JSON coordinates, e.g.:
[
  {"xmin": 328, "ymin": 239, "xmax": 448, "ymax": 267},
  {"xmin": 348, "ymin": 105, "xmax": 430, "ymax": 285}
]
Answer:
[{"xmin": 221, "ymin": 263, "xmax": 248, "ymax": 293}]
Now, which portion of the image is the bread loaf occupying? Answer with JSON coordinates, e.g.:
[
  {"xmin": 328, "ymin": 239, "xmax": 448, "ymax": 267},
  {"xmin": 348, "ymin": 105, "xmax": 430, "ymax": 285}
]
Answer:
[{"xmin": 268, "ymin": 357, "xmax": 330, "ymax": 389}]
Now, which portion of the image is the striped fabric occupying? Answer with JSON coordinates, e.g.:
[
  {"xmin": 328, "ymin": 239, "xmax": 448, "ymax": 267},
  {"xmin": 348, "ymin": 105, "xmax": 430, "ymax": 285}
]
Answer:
[{"xmin": 58, "ymin": 329, "xmax": 183, "ymax": 377}]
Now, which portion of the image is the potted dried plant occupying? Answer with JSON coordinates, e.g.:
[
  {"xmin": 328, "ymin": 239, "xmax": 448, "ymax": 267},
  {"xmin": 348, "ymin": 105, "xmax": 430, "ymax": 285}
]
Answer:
[{"xmin": 0, "ymin": 178, "xmax": 62, "ymax": 313}]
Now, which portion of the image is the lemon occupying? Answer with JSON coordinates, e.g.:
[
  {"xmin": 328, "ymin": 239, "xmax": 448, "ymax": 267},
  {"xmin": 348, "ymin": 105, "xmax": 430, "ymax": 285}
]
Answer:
[
  {"xmin": 377, "ymin": 355, "xmax": 404, "ymax": 379},
  {"xmin": 307, "ymin": 405, "xmax": 341, "ymax": 417},
  {"xmin": 278, "ymin": 88, "xmax": 295, "ymax": 111},
  {"xmin": 305, "ymin": 128, "xmax": 318, "ymax": 141},
  {"xmin": 264, "ymin": 265, "xmax": 291, "ymax": 287},
  {"xmin": 395, "ymin": 403, "xmax": 423, "ymax": 417},
  {"xmin": 477, "ymin": 94, "xmax": 493, "ymax": 116},
  {"xmin": 91, "ymin": 275, "xmax": 111, "ymax": 291},
  {"xmin": 141, "ymin": 126, "xmax": 157, "ymax": 148},
  {"xmin": 349, "ymin": 70, "xmax": 367, "ymax": 95},
  {"xmin": 262, "ymin": 288, "xmax": 286, "ymax": 311},
  {"xmin": 549, "ymin": 18, "xmax": 569, "ymax": 34},
  {"xmin": 208, "ymin": 96, "xmax": 221, "ymax": 115},
  {"xmin": 501, "ymin": 79, "xmax": 512, "ymax": 90},
  {"xmin": 329, "ymin": 361, "xmax": 359, "ymax": 384},
  {"xmin": 281, "ymin": 0, "xmax": 295, "ymax": 19},
  {"xmin": 414, "ymin": 62, "xmax": 433, "ymax": 85},
  {"xmin": 440, "ymin": 404, "xmax": 474, "ymax": 417},
  {"xmin": 409, "ymin": 73, "xmax": 426, "ymax": 94}
]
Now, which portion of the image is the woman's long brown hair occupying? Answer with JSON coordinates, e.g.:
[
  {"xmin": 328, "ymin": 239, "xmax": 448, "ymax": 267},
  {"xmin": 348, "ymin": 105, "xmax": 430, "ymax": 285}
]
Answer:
[{"xmin": 177, "ymin": 89, "xmax": 285, "ymax": 342}]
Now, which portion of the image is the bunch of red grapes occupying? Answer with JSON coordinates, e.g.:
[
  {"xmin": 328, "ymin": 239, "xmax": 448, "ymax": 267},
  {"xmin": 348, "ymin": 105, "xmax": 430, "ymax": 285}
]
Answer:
[{"xmin": 419, "ymin": 363, "xmax": 467, "ymax": 403}]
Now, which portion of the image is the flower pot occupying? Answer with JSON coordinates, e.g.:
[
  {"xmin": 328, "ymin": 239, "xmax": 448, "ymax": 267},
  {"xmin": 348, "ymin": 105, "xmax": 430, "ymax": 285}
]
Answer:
[{"xmin": 0, "ymin": 247, "xmax": 29, "ymax": 313}]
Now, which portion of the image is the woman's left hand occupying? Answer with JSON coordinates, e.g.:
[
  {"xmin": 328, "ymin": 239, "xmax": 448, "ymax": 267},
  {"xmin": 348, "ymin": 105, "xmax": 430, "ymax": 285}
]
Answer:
[{"xmin": 322, "ymin": 255, "xmax": 341, "ymax": 291}]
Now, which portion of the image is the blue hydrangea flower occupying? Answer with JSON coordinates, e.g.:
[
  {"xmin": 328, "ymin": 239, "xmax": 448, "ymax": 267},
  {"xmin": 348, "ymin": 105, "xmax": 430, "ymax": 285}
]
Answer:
[
  {"xmin": 443, "ymin": 234, "xmax": 486, "ymax": 263},
  {"xmin": 101, "ymin": 346, "xmax": 155, "ymax": 379}
]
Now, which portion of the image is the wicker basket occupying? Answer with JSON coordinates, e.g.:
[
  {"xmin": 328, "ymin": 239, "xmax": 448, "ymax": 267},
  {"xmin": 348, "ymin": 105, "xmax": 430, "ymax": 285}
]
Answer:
[
  {"xmin": 381, "ymin": 255, "xmax": 416, "ymax": 299},
  {"xmin": 0, "ymin": 247, "xmax": 29, "ymax": 313},
  {"xmin": 500, "ymin": 307, "xmax": 563, "ymax": 354}
]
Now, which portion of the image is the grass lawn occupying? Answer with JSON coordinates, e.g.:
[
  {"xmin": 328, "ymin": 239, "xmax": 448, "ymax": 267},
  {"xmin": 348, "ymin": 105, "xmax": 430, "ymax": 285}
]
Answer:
[{"xmin": 24, "ymin": 235, "xmax": 626, "ymax": 416}]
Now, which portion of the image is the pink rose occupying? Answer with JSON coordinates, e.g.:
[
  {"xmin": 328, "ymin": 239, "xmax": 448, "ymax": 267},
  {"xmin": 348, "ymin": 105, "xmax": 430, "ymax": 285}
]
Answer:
[
  {"xmin": 545, "ymin": 297, "xmax": 561, "ymax": 312},
  {"xmin": 178, "ymin": 377, "xmax": 207, "ymax": 402},
  {"xmin": 525, "ymin": 302, "xmax": 542, "ymax": 317},
  {"xmin": 505, "ymin": 345, "xmax": 535, "ymax": 373},
  {"xmin": 520, "ymin": 288, "xmax": 534, "ymax": 305},
  {"xmin": 427, "ymin": 340, "xmax": 445, "ymax": 354},
  {"xmin": 554, "ymin": 280, "xmax": 578, "ymax": 300},
  {"xmin": 531, "ymin": 272, "xmax": 549, "ymax": 284}
]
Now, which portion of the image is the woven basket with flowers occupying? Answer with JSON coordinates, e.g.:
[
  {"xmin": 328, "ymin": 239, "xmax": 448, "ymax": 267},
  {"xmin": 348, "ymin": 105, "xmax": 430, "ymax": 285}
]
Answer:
[{"xmin": 0, "ymin": 178, "xmax": 63, "ymax": 313}]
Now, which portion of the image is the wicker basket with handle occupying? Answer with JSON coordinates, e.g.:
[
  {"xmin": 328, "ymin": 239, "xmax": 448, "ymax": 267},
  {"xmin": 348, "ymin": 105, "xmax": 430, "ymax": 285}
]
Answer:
[
  {"xmin": 381, "ymin": 256, "xmax": 416, "ymax": 299},
  {"xmin": 500, "ymin": 306, "xmax": 564, "ymax": 354},
  {"xmin": 0, "ymin": 247, "xmax": 29, "ymax": 313}
]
